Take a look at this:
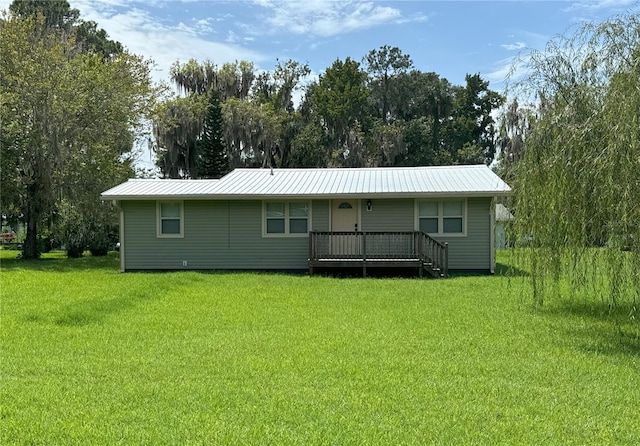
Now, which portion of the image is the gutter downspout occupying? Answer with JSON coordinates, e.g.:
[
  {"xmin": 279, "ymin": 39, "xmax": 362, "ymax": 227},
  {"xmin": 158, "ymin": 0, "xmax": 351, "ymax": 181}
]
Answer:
[{"xmin": 113, "ymin": 200, "xmax": 125, "ymax": 272}]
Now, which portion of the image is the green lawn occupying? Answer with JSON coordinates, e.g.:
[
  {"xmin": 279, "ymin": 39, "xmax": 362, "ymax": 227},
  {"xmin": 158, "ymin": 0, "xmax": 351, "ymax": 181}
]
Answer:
[{"xmin": 1, "ymin": 250, "xmax": 638, "ymax": 445}]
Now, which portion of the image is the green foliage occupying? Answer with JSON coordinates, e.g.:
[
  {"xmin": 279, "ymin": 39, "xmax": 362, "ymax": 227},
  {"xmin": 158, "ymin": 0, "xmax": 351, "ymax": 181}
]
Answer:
[
  {"xmin": 495, "ymin": 99, "xmax": 536, "ymax": 183},
  {"xmin": 153, "ymin": 93, "xmax": 208, "ymax": 178},
  {"xmin": 9, "ymin": 0, "xmax": 79, "ymax": 31},
  {"xmin": 363, "ymin": 45, "xmax": 413, "ymax": 122},
  {"xmin": 449, "ymin": 74, "xmax": 505, "ymax": 164},
  {"xmin": 9, "ymin": 0, "xmax": 122, "ymax": 58},
  {"xmin": 0, "ymin": 11, "xmax": 155, "ymax": 259},
  {"xmin": 312, "ymin": 57, "xmax": 370, "ymax": 163},
  {"xmin": 197, "ymin": 90, "xmax": 229, "ymax": 178},
  {"xmin": 509, "ymin": 13, "xmax": 640, "ymax": 322},
  {"xmin": 1, "ymin": 251, "xmax": 638, "ymax": 444},
  {"xmin": 156, "ymin": 51, "xmax": 503, "ymax": 171}
]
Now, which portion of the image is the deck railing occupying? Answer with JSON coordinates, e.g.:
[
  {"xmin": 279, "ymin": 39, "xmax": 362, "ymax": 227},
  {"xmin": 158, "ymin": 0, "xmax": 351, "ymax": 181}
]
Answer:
[{"xmin": 309, "ymin": 231, "xmax": 448, "ymax": 277}]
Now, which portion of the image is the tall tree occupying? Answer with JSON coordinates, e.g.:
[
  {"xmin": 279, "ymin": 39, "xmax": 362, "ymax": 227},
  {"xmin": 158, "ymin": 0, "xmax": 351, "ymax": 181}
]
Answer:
[
  {"xmin": 363, "ymin": 45, "xmax": 413, "ymax": 123},
  {"xmin": 9, "ymin": 0, "xmax": 122, "ymax": 58},
  {"xmin": 396, "ymin": 71, "xmax": 454, "ymax": 164},
  {"xmin": 495, "ymin": 99, "xmax": 536, "ymax": 183},
  {"xmin": 251, "ymin": 59, "xmax": 310, "ymax": 167},
  {"xmin": 154, "ymin": 93, "xmax": 207, "ymax": 178},
  {"xmin": 447, "ymin": 74, "xmax": 505, "ymax": 164},
  {"xmin": 1, "ymin": 12, "xmax": 154, "ymax": 259},
  {"xmin": 154, "ymin": 59, "xmax": 258, "ymax": 176},
  {"xmin": 9, "ymin": 0, "xmax": 79, "ymax": 31},
  {"xmin": 311, "ymin": 57, "xmax": 369, "ymax": 165},
  {"xmin": 197, "ymin": 91, "xmax": 229, "ymax": 178}
]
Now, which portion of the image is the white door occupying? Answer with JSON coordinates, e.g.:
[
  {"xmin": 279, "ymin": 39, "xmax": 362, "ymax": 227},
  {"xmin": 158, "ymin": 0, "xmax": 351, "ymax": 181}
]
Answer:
[
  {"xmin": 331, "ymin": 200, "xmax": 360, "ymax": 257},
  {"xmin": 332, "ymin": 200, "xmax": 358, "ymax": 231}
]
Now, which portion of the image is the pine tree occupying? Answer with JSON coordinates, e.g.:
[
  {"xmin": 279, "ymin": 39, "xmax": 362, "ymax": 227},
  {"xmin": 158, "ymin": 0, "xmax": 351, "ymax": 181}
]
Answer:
[{"xmin": 198, "ymin": 90, "xmax": 229, "ymax": 179}]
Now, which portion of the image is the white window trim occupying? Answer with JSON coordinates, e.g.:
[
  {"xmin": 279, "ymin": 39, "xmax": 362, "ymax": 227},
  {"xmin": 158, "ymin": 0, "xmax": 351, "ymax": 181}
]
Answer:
[
  {"xmin": 156, "ymin": 201, "xmax": 184, "ymax": 238},
  {"xmin": 262, "ymin": 201, "xmax": 311, "ymax": 238},
  {"xmin": 414, "ymin": 198, "xmax": 467, "ymax": 237}
]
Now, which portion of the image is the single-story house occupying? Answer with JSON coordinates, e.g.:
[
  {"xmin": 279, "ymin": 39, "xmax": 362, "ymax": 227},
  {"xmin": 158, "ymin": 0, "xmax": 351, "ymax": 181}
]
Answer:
[
  {"xmin": 101, "ymin": 165, "xmax": 511, "ymax": 276},
  {"xmin": 495, "ymin": 203, "xmax": 515, "ymax": 250}
]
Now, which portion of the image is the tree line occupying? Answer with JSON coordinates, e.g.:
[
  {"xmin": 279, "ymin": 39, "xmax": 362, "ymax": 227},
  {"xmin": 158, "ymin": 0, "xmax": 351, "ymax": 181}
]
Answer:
[{"xmin": 153, "ymin": 50, "xmax": 505, "ymax": 178}]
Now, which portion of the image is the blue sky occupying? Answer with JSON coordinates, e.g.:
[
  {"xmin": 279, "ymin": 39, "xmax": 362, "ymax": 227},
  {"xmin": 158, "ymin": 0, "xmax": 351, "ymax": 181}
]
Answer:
[
  {"xmin": 1, "ymin": 0, "xmax": 637, "ymax": 170},
  {"xmin": 2, "ymin": 0, "xmax": 636, "ymax": 92}
]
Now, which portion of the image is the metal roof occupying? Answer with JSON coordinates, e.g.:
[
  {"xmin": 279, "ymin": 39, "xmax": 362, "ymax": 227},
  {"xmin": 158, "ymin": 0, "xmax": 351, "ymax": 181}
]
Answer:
[
  {"xmin": 496, "ymin": 203, "xmax": 515, "ymax": 221},
  {"xmin": 101, "ymin": 179, "xmax": 219, "ymax": 200},
  {"xmin": 101, "ymin": 165, "xmax": 510, "ymax": 200}
]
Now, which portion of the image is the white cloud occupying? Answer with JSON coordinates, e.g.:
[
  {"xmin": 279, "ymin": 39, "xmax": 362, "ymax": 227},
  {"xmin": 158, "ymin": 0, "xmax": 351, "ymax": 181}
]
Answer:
[
  {"xmin": 70, "ymin": 0, "xmax": 266, "ymax": 85},
  {"xmin": 249, "ymin": 0, "xmax": 424, "ymax": 37},
  {"xmin": 564, "ymin": 0, "xmax": 636, "ymax": 12},
  {"xmin": 485, "ymin": 54, "xmax": 532, "ymax": 92},
  {"xmin": 226, "ymin": 31, "xmax": 238, "ymax": 43},
  {"xmin": 501, "ymin": 42, "xmax": 526, "ymax": 51}
]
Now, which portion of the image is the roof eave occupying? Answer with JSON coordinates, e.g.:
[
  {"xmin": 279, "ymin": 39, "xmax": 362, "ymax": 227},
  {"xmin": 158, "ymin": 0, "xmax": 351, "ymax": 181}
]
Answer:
[{"xmin": 101, "ymin": 190, "xmax": 511, "ymax": 201}]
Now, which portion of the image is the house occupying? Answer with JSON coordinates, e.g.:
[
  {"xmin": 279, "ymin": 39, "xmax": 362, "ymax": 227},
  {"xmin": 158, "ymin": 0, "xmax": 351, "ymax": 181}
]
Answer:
[
  {"xmin": 495, "ymin": 203, "xmax": 514, "ymax": 250},
  {"xmin": 101, "ymin": 165, "xmax": 511, "ymax": 276}
]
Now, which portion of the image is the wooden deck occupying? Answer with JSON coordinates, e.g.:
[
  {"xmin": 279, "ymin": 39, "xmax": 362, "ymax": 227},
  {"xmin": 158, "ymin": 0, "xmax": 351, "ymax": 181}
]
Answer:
[{"xmin": 309, "ymin": 231, "xmax": 448, "ymax": 278}]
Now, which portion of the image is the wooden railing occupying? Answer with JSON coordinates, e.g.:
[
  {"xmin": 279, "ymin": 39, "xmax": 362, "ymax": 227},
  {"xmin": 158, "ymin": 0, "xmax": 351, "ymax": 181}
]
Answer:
[{"xmin": 309, "ymin": 231, "xmax": 448, "ymax": 277}]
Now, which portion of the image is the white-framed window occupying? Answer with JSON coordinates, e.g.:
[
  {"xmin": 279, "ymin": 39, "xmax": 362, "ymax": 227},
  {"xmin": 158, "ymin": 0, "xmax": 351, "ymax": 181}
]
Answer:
[
  {"xmin": 263, "ymin": 201, "xmax": 310, "ymax": 237},
  {"xmin": 157, "ymin": 201, "xmax": 184, "ymax": 238},
  {"xmin": 416, "ymin": 199, "xmax": 466, "ymax": 236}
]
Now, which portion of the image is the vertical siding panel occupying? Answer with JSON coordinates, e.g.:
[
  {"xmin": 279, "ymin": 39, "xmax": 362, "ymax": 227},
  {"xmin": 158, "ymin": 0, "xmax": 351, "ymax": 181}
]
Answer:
[
  {"xmin": 225, "ymin": 201, "xmax": 308, "ymax": 269},
  {"xmin": 434, "ymin": 197, "xmax": 491, "ymax": 271},
  {"xmin": 312, "ymin": 200, "xmax": 330, "ymax": 231},
  {"xmin": 361, "ymin": 199, "xmax": 414, "ymax": 231}
]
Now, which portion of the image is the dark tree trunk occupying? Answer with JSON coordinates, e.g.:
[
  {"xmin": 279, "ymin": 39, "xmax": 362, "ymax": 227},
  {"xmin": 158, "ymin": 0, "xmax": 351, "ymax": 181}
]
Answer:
[
  {"xmin": 22, "ymin": 183, "xmax": 41, "ymax": 259},
  {"xmin": 23, "ymin": 211, "xmax": 39, "ymax": 259}
]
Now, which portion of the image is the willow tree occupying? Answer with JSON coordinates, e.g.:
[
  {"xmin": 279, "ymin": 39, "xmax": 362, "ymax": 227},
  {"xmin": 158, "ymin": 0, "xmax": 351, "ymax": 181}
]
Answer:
[{"xmin": 510, "ymin": 14, "xmax": 640, "ymax": 319}]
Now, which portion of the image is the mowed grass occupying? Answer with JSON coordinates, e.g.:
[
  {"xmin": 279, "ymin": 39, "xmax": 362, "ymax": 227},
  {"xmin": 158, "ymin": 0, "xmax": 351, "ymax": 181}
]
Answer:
[{"xmin": 1, "ymin": 250, "xmax": 638, "ymax": 445}]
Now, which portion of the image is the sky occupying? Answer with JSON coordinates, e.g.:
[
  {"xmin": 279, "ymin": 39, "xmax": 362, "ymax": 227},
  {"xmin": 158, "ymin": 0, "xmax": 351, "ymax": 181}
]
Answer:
[
  {"xmin": 2, "ymin": 0, "xmax": 637, "ymax": 90},
  {"xmin": 1, "ymin": 0, "xmax": 637, "ymax": 169}
]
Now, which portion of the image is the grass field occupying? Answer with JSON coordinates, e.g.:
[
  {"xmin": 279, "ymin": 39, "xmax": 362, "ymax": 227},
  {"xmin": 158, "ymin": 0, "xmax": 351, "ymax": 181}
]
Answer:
[{"xmin": 1, "ymin": 249, "xmax": 638, "ymax": 445}]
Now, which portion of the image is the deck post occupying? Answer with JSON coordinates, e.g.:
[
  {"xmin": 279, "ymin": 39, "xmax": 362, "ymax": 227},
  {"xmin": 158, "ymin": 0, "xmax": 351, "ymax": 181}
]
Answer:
[
  {"xmin": 444, "ymin": 242, "xmax": 449, "ymax": 278},
  {"xmin": 362, "ymin": 232, "xmax": 367, "ymax": 277},
  {"xmin": 308, "ymin": 232, "xmax": 314, "ymax": 276}
]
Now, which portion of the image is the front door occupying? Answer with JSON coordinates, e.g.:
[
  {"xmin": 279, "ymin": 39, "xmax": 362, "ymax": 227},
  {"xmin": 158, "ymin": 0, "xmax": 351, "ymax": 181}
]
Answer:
[
  {"xmin": 332, "ymin": 200, "xmax": 358, "ymax": 231},
  {"xmin": 331, "ymin": 200, "xmax": 360, "ymax": 257}
]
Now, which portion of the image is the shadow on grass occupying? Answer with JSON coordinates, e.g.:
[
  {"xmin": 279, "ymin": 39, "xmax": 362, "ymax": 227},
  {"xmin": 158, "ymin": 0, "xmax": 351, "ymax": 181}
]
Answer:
[
  {"xmin": 0, "ymin": 250, "xmax": 120, "ymax": 273},
  {"xmin": 541, "ymin": 300, "xmax": 640, "ymax": 357},
  {"xmin": 494, "ymin": 262, "xmax": 529, "ymax": 277},
  {"xmin": 51, "ymin": 290, "xmax": 154, "ymax": 327},
  {"xmin": 21, "ymin": 288, "xmax": 158, "ymax": 328}
]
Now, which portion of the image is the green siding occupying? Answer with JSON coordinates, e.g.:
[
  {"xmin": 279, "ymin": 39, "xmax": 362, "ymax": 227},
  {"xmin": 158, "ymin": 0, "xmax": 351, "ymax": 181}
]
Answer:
[
  {"xmin": 123, "ymin": 200, "xmax": 330, "ymax": 271},
  {"xmin": 311, "ymin": 200, "xmax": 330, "ymax": 231},
  {"xmin": 361, "ymin": 198, "xmax": 414, "ymax": 231},
  {"xmin": 431, "ymin": 197, "xmax": 492, "ymax": 270},
  {"xmin": 122, "ymin": 197, "xmax": 492, "ymax": 272}
]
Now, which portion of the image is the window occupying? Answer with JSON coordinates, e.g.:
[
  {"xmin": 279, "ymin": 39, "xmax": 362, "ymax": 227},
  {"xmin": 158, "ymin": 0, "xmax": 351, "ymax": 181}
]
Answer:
[
  {"xmin": 264, "ymin": 201, "xmax": 309, "ymax": 236},
  {"xmin": 157, "ymin": 201, "xmax": 184, "ymax": 238},
  {"xmin": 417, "ymin": 200, "xmax": 465, "ymax": 236}
]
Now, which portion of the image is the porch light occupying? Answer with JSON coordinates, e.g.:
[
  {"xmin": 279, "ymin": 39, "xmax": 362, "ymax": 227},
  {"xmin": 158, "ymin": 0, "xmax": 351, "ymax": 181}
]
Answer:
[{"xmin": 366, "ymin": 199, "xmax": 372, "ymax": 211}]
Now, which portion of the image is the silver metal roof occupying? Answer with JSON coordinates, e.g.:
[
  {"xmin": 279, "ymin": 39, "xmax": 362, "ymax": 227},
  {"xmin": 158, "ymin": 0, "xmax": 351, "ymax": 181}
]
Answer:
[
  {"xmin": 101, "ymin": 179, "xmax": 219, "ymax": 200},
  {"xmin": 496, "ymin": 203, "xmax": 515, "ymax": 221},
  {"xmin": 101, "ymin": 165, "xmax": 510, "ymax": 200}
]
